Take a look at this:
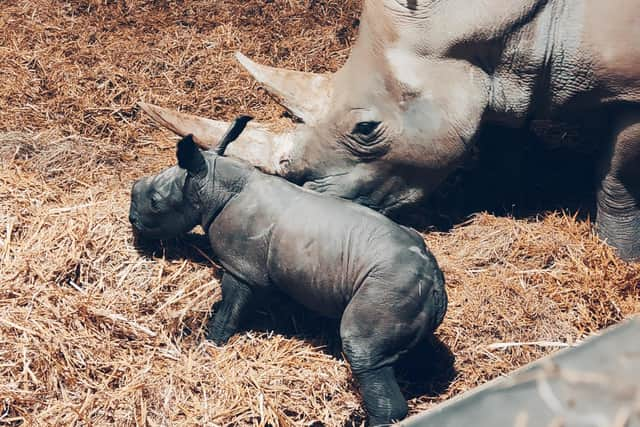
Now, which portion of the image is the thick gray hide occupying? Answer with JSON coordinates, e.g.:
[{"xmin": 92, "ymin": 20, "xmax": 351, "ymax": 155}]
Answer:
[
  {"xmin": 129, "ymin": 138, "xmax": 448, "ymax": 426},
  {"xmin": 141, "ymin": 0, "xmax": 640, "ymax": 260}
]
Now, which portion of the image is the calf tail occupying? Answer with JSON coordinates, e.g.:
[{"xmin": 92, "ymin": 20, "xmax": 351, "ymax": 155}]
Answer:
[
  {"xmin": 414, "ymin": 244, "xmax": 448, "ymax": 332},
  {"xmin": 430, "ymin": 268, "xmax": 448, "ymax": 331}
]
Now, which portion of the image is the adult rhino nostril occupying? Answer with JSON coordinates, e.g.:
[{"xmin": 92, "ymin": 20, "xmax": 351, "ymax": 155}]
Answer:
[
  {"xmin": 277, "ymin": 158, "xmax": 292, "ymax": 175},
  {"xmin": 279, "ymin": 158, "xmax": 291, "ymax": 168}
]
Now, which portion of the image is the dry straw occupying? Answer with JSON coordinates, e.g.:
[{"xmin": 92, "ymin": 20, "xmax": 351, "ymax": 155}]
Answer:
[{"xmin": 1, "ymin": 1, "xmax": 638, "ymax": 425}]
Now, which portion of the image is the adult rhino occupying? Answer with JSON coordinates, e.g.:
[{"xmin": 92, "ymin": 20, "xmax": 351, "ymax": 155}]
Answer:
[{"xmin": 140, "ymin": 0, "xmax": 640, "ymax": 260}]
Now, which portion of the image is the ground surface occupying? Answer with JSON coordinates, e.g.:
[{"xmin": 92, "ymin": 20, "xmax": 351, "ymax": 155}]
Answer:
[{"xmin": 0, "ymin": 1, "xmax": 639, "ymax": 426}]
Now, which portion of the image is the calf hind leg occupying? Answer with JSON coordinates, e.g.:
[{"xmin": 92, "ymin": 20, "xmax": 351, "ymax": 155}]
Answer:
[
  {"xmin": 339, "ymin": 275, "xmax": 443, "ymax": 425},
  {"xmin": 597, "ymin": 176, "xmax": 640, "ymax": 260},
  {"xmin": 597, "ymin": 110, "xmax": 640, "ymax": 261},
  {"xmin": 340, "ymin": 319, "xmax": 408, "ymax": 426},
  {"xmin": 350, "ymin": 365, "xmax": 406, "ymax": 426}
]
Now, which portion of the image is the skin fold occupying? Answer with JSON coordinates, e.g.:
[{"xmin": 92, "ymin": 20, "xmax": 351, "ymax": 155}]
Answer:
[{"xmin": 129, "ymin": 127, "xmax": 448, "ymax": 425}]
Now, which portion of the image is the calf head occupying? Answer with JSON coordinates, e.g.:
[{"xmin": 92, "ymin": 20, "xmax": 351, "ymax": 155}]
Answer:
[
  {"xmin": 129, "ymin": 163, "xmax": 195, "ymax": 239},
  {"xmin": 130, "ymin": 117, "xmax": 253, "ymax": 239}
]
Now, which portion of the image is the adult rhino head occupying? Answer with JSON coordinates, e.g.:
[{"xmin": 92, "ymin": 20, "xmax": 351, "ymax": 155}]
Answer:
[
  {"xmin": 141, "ymin": 0, "xmax": 640, "ymax": 261},
  {"xmin": 141, "ymin": 0, "xmax": 497, "ymax": 215},
  {"xmin": 232, "ymin": 48, "xmax": 487, "ymax": 215}
]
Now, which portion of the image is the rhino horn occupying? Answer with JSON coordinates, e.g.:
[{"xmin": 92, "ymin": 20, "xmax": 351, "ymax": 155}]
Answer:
[
  {"xmin": 236, "ymin": 52, "xmax": 332, "ymax": 125},
  {"xmin": 138, "ymin": 102, "xmax": 277, "ymax": 173}
]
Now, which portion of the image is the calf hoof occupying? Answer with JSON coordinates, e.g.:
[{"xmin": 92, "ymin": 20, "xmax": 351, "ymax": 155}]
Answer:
[
  {"xmin": 597, "ymin": 229, "xmax": 640, "ymax": 261},
  {"xmin": 367, "ymin": 400, "xmax": 408, "ymax": 426},
  {"xmin": 368, "ymin": 409, "xmax": 408, "ymax": 427},
  {"xmin": 204, "ymin": 322, "xmax": 232, "ymax": 346}
]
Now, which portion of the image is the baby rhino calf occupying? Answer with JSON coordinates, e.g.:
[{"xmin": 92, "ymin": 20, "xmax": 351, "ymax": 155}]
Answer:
[{"xmin": 129, "ymin": 118, "xmax": 447, "ymax": 426}]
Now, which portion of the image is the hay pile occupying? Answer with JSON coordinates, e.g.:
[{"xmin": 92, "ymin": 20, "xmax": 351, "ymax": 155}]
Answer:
[{"xmin": 1, "ymin": 0, "xmax": 638, "ymax": 425}]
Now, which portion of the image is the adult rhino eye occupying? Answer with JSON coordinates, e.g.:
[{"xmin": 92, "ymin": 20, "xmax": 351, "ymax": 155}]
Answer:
[
  {"xmin": 342, "ymin": 120, "xmax": 389, "ymax": 158},
  {"xmin": 352, "ymin": 121, "xmax": 381, "ymax": 136}
]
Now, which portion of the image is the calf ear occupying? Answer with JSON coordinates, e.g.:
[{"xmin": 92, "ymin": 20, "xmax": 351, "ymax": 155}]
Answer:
[
  {"xmin": 177, "ymin": 134, "xmax": 207, "ymax": 178},
  {"xmin": 215, "ymin": 115, "xmax": 254, "ymax": 156}
]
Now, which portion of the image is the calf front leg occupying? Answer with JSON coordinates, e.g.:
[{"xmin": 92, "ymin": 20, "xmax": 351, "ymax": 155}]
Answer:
[
  {"xmin": 206, "ymin": 273, "xmax": 254, "ymax": 345},
  {"xmin": 597, "ymin": 111, "xmax": 640, "ymax": 261}
]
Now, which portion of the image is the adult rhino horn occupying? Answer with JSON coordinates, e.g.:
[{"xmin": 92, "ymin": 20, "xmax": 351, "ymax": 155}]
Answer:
[
  {"xmin": 236, "ymin": 52, "xmax": 332, "ymax": 125},
  {"xmin": 138, "ymin": 102, "xmax": 277, "ymax": 173}
]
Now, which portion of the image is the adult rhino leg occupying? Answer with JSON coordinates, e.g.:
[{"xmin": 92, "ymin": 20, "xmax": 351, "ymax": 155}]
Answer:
[
  {"xmin": 596, "ymin": 109, "xmax": 640, "ymax": 261},
  {"xmin": 206, "ymin": 273, "xmax": 254, "ymax": 345}
]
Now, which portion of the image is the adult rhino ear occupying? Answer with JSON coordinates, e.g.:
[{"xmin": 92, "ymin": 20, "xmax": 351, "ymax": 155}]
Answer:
[{"xmin": 177, "ymin": 134, "xmax": 207, "ymax": 179}]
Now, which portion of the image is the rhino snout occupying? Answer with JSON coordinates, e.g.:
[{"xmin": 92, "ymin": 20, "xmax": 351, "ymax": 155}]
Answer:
[
  {"xmin": 129, "ymin": 180, "xmax": 145, "ymax": 232},
  {"xmin": 128, "ymin": 204, "xmax": 142, "ymax": 233},
  {"xmin": 275, "ymin": 156, "xmax": 297, "ymax": 179},
  {"xmin": 269, "ymin": 132, "xmax": 304, "ymax": 179}
]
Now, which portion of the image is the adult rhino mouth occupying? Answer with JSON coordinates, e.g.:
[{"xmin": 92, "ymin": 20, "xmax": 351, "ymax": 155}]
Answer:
[
  {"xmin": 303, "ymin": 171, "xmax": 424, "ymax": 216},
  {"xmin": 301, "ymin": 172, "xmax": 350, "ymax": 190}
]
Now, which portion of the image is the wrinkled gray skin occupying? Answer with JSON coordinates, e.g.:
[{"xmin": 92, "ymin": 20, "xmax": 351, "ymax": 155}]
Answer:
[
  {"xmin": 129, "ymin": 134, "xmax": 447, "ymax": 426},
  {"xmin": 140, "ymin": 0, "xmax": 640, "ymax": 260}
]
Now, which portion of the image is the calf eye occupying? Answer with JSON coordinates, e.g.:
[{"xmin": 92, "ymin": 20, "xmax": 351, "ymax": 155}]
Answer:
[{"xmin": 352, "ymin": 121, "xmax": 381, "ymax": 136}]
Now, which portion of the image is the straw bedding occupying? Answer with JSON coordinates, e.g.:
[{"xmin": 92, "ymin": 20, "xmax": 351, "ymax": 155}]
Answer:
[{"xmin": 1, "ymin": 1, "xmax": 638, "ymax": 425}]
